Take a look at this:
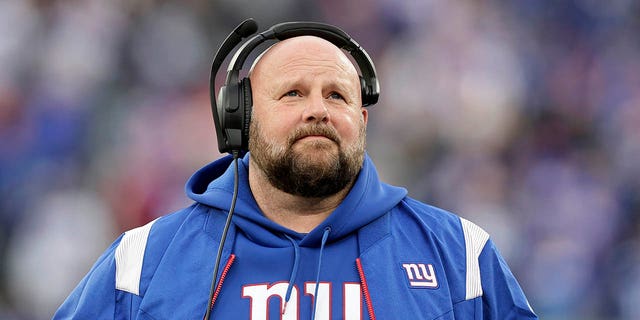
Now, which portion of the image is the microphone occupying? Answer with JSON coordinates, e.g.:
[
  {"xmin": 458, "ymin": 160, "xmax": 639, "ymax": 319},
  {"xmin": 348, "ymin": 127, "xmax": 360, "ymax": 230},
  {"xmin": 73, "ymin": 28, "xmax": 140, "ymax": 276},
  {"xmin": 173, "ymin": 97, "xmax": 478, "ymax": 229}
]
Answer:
[
  {"xmin": 210, "ymin": 19, "xmax": 258, "ymax": 81},
  {"xmin": 236, "ymin": 18, "xmax": 259, "ymax": 37}
]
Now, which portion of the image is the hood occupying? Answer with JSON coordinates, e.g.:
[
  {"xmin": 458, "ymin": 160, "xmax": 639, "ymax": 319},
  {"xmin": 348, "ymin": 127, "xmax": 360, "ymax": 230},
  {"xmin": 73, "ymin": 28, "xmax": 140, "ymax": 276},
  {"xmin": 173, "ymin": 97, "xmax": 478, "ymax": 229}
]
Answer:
[{"xmin": 186, "ymin": 152, "xmax": 407, "ymax": 248}]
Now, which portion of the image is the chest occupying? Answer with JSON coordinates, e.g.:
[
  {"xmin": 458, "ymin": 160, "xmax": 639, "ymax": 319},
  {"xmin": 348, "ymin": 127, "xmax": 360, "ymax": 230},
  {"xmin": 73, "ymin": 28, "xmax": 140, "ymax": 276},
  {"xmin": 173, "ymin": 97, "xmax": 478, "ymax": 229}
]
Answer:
[{"xmin": 210, "ymin": 235, "xmax": 367, "ymax": 319}]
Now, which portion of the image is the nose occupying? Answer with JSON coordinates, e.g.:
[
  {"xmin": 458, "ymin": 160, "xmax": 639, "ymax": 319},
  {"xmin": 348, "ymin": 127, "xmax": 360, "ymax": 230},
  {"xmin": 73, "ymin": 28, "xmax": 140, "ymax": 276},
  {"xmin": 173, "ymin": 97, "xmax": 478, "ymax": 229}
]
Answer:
[{"xmin": 302, "ymin": 93, "xmax": 329, "ymax": 123}]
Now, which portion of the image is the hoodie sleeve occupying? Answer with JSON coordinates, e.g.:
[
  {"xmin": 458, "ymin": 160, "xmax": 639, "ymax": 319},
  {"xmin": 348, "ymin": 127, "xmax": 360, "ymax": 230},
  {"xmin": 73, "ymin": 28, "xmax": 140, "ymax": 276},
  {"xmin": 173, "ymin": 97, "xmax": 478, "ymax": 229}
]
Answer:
[
  {"xmin": 478, "ymin": 239, "xmax": 538, "ymax": 319},
  {"xmin": 52, "ymin": 235, "xmax": 123, "ymax": 319},
  {"xmin": 455, "ymin": 217, "xmax": 537, "ymax": 319}
]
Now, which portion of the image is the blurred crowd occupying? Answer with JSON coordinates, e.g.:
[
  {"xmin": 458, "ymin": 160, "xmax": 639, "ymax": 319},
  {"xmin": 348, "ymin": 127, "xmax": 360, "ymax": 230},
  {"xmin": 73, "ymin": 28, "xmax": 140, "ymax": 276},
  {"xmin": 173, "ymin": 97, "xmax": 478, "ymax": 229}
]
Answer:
[{"xmin": 0, "ymin": 0, "xmax": 638, "ymax": 319}]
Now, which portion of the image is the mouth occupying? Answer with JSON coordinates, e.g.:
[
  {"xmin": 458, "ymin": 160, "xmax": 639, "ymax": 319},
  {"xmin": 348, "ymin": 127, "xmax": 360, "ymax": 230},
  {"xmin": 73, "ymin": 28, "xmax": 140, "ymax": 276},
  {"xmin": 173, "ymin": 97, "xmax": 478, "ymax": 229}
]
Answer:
[
  {"xmin": 290, "ymin": 125, "xmax": 340, "ymax": 147},
  {"xmin": 297, "ymin": 135, "xmax": 333, "ymax": 142},
  {"xmin": 292, "ymin": 134, "xmax": 339, "ymax": 151}
]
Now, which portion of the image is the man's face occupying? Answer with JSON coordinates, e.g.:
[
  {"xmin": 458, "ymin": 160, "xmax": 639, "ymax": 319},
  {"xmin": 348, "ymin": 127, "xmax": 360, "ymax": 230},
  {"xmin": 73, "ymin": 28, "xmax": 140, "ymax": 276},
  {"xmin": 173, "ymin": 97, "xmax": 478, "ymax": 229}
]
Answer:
[{"xmin": 248, "ymin": 36, "xmax": 368, "ymax": 197}]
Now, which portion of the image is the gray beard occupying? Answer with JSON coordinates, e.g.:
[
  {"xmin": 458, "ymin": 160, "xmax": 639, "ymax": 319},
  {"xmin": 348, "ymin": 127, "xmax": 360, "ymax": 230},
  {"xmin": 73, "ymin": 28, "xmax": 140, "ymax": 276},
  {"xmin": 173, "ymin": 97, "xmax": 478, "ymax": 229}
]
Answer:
[{"xmin": 249, "ymin": 121, "xmax": 365, "ymax": 198}]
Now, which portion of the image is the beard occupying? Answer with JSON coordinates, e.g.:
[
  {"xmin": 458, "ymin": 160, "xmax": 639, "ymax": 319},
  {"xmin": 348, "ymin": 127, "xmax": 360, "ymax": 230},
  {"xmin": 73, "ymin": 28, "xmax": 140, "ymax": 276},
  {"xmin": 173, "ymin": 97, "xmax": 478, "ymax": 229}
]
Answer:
[{"xmin": 249, "ymin": 118, "xmax": 366, "ymax": 198}]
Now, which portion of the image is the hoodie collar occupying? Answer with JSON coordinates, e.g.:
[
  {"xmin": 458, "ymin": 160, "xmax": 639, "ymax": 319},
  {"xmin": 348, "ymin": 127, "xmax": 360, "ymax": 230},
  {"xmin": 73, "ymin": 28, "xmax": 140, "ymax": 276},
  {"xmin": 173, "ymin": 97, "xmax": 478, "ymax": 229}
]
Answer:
[{"xmin": 186, "ymin": 152, "xmax": 407, "ymax": 248}]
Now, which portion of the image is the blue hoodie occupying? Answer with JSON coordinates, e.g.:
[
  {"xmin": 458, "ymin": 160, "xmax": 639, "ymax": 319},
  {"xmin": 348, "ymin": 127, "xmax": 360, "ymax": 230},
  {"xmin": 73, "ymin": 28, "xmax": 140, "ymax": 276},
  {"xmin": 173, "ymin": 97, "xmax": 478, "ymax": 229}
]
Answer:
[{"xmin": 54, "ymin": 153, "xmax": 537, "ymax": 319}]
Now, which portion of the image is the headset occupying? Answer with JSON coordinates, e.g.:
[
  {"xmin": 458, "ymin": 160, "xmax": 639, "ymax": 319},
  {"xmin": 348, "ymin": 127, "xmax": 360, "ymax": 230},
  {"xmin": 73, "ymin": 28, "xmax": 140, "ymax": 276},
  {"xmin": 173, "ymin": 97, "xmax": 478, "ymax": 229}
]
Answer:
[{"xmin": 209, "ymin": 18, "xmax": 380, "ymax": 155}]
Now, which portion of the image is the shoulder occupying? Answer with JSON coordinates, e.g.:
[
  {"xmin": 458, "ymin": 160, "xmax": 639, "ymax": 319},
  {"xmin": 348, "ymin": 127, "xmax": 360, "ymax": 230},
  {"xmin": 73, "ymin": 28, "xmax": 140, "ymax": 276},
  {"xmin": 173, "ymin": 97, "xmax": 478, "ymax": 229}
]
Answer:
[
  {"xmin": 114, "ymin": 204, "xmax": 206, "ymax": 295},
  {"xmin": 397, "ymin": 197, "xmax": 490, "ymax": 260},
  {"xmin": 394, "ymin": 197, "xmax": 488, "ymax": 243},
  {"xmin": 117, "ymin": 204, "xmax": 200, "ymax": 255},
  {"xmin": 392, "ymin": 197, "xmax": 491, "ymax": 296}
]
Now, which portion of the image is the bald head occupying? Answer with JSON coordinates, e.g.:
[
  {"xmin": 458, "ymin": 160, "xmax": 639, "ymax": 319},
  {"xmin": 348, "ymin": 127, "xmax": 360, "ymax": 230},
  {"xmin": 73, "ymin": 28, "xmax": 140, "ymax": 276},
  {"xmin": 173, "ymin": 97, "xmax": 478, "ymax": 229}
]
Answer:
[{"xmin": 249, "ymin": 36, "xmax": 362, "ymax": 105}]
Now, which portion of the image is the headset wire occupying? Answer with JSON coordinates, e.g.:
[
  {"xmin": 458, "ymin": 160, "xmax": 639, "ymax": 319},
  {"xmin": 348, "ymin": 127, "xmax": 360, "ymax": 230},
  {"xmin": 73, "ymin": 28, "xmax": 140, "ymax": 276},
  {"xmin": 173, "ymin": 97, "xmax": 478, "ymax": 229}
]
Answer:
[{"xmin": 204, "ymin": 150, "xmax": 240, "ymax": 320}]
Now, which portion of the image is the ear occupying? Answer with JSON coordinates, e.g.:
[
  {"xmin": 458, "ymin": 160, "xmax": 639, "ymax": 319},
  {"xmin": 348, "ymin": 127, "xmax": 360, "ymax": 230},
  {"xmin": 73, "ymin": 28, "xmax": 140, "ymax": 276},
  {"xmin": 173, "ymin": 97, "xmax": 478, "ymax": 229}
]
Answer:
[{"xmin": 361, "ymin": 107, "xmax": 369, "ymax": 126}]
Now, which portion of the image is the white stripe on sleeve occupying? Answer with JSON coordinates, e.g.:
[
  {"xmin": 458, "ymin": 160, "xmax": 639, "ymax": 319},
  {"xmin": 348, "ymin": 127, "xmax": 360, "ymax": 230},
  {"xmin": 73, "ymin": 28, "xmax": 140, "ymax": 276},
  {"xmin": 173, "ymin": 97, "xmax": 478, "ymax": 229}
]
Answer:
[
  {"xmin": 460, "ymin": 217, "xmax": 490, "ymax": 300},
  {"xmin": 115, "ymin": 218, "xmax": 158, "ymax": 295}
]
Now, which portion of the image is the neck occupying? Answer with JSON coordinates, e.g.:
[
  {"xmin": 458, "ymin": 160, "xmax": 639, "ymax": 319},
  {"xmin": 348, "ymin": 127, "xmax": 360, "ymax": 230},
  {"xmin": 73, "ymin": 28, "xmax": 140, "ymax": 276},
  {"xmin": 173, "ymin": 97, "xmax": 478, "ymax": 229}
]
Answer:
[{"xmin": 248, "ymin": 160, "xmax": 352, "ymax": 233}]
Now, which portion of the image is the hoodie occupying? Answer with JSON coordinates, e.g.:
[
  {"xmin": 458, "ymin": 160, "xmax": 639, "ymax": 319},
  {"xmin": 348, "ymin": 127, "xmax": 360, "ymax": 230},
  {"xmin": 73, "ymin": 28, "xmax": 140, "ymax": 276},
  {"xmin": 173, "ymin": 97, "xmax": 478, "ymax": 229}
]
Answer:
[{"xmin": 54, "ymin": 153, "xmax": 537, "ymax": 319}]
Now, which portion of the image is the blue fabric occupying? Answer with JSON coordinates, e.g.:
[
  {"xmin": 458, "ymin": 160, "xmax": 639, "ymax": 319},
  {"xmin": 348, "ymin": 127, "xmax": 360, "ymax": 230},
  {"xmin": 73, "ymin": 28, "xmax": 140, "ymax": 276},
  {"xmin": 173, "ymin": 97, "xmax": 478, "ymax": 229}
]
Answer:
[
  {"xmin": 53, "ymin": 153, "xmax": 537, "ymax": 319},
  {"xmin": 282, "ymin": 233, "xmax": 301, "ymax": 308}
]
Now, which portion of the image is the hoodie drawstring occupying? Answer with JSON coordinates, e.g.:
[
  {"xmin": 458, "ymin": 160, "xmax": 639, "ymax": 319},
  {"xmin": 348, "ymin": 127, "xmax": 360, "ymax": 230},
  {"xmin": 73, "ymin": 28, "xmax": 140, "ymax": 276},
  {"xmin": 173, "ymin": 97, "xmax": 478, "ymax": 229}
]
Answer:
[
  {"xmin": 311, "ymin": 227, "xmax": 331, "ymax": 320},
  {"xmin": 283, "ymin": 234, "xmax": 300, "ymax": 315},
  {"xmin": 283, "ymin": 227, "xmax": 331, "ymax": 319}
]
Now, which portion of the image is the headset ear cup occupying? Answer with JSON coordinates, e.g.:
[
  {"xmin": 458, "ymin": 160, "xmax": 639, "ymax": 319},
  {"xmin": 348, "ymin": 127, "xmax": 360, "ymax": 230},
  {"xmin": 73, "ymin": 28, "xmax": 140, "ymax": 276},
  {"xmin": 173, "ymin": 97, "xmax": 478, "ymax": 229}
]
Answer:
[{"xmin": 241, "ymin": 78, "xmax": 253, "ymax": 150}]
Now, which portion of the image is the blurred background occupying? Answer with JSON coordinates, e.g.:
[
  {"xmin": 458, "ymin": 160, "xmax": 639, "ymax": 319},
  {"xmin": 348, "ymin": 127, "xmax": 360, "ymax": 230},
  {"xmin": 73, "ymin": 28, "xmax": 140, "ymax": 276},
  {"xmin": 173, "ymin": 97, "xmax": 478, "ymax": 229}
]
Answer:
[{"xmin": 0, "ymin": 0, "xmax": 638, "ymax": 319}]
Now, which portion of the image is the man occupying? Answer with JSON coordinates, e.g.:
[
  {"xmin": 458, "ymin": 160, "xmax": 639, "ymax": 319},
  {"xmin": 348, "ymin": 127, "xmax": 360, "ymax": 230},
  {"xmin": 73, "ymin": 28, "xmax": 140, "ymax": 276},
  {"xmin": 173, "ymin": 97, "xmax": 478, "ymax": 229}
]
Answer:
[{"xmin": 54, "ymin": 27, "xmax": 537, "ymax": 319}]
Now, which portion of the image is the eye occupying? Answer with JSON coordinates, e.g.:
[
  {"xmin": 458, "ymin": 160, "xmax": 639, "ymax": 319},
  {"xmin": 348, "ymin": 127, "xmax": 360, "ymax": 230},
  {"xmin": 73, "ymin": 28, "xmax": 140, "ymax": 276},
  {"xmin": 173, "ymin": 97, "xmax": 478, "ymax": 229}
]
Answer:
[
  {"xmin": 282, "ymin": 90, "xmax": 300, "ymax": 98},
  {"xmin": 328, "ymin": 92, "xmax": 345, "ymax": 100}
]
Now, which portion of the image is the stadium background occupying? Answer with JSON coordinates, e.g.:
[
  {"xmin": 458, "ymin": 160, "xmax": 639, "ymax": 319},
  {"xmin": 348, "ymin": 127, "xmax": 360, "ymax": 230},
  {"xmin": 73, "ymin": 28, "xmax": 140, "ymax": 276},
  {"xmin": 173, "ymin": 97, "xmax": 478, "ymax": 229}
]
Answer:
[{"xmin": 1, "ymin": 1, "xmax": 639, "ymax": 319}]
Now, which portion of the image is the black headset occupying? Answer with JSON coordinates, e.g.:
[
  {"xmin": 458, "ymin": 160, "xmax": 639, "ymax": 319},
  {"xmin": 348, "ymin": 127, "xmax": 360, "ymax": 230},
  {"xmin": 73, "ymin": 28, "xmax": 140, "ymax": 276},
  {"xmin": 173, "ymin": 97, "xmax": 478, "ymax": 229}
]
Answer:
[{"xmin": 209, "ymin": 18, "xmax": 380, "ymax": 155}]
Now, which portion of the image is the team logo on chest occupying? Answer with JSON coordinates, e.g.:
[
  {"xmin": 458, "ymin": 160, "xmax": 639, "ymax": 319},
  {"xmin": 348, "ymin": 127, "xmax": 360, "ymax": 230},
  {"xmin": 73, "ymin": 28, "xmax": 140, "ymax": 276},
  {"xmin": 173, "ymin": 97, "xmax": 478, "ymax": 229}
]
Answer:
[
  {"xmin": 242, "ymin": 282, "xmax": 364, "ymax": 319},
  {"xmin": 401, "ymin": 263, "xmax": 439, "ymax": 289}
]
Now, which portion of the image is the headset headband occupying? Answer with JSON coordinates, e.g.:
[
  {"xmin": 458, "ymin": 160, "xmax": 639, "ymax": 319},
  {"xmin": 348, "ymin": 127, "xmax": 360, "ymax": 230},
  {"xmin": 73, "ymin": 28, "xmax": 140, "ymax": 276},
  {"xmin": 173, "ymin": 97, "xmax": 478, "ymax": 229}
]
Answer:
[{"xmin": 224, "ymin": 22, "xmax": 380, "ymax": 105}]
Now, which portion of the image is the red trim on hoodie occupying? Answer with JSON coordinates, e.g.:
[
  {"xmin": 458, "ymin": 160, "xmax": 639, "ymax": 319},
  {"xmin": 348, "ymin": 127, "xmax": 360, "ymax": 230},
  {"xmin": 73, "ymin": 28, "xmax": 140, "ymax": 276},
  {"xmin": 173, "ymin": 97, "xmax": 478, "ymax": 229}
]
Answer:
[
  {"xmin": 210, "ymin": 254, "xmax": 236, "ymax": 311},
  {"xmin": 356, "ymin": 258, "xmax": 376, "ymax": 320}
]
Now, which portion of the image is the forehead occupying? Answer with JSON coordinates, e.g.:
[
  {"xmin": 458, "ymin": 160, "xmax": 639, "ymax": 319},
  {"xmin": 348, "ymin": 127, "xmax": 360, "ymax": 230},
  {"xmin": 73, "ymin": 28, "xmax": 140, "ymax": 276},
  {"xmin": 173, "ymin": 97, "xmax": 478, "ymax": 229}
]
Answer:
[{"xmin": 250, "ymin": 36, "xmax": 360, "ymax": 81}]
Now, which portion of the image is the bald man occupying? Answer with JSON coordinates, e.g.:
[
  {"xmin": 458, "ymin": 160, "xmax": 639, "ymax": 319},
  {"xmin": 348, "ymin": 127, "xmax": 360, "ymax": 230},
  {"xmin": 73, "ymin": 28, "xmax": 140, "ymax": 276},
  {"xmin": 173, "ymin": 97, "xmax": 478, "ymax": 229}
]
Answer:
[{"xmin": 55, "ymin": 27, "xmax": 537, "ymax": 320}]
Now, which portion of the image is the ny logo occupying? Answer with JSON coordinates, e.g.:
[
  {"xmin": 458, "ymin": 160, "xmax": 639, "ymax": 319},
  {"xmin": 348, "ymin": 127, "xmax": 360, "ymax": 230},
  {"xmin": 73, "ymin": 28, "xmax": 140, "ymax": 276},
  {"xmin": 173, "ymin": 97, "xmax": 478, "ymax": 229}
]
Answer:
[{"xmin": 401, "ymin": 263, "xmax": 438, "ymax": 288}]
